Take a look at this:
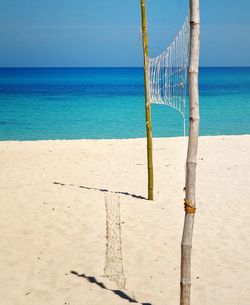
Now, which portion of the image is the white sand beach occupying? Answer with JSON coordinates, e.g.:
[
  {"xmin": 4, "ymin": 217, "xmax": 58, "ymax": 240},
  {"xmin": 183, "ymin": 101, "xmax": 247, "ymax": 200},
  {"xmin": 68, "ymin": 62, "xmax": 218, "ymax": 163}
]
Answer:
[{"xmin": 0, "ymin": 135, "xmax": 249, "ymax": 305}]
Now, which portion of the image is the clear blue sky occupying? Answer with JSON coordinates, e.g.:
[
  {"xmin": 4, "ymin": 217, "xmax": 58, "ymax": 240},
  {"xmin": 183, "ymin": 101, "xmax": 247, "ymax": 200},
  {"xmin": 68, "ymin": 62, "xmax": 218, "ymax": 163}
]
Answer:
[{"xmin": 0, "ymin": 0, "xmax": 250, "ymax": 67}]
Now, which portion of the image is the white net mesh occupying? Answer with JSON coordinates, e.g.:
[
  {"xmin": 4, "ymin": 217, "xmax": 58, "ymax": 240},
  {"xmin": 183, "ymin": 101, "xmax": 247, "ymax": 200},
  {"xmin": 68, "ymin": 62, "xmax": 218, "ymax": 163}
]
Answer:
[{"xmin": 148, "ymin": 16, "xmax": 190, "ymax": 134}]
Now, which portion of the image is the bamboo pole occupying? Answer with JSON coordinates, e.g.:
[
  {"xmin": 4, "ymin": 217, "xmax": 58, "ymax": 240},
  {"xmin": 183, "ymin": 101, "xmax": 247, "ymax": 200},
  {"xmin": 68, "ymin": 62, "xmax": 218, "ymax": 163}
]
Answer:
[
  {"xmin": 140, "ymin": 0, "xmax": 154, "ymax": 200},
  {"xmin": 180, "ymin": 0, "xmax": 200, "ymax": 304}
]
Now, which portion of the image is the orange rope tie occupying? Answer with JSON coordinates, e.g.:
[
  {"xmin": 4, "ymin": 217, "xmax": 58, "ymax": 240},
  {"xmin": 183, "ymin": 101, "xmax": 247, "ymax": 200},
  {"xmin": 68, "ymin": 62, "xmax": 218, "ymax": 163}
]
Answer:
[{"xmin": 184, "ymin": 198, "xmax": 196, "ymax": 214}]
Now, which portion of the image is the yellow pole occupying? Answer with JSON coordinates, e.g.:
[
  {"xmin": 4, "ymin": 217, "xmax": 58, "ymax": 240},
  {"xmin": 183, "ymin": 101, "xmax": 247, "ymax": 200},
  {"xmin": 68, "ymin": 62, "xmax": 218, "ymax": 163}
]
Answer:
[{"xmin": 140, "ymin": 0, "xmax": 154, "ymax": 200}]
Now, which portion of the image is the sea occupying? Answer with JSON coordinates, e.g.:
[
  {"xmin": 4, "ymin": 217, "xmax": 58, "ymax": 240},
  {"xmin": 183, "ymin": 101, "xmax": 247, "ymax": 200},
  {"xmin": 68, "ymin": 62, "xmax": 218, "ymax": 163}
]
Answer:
[{"xmin": 0, "ymin": 67, "xmax": 250, "ymax": 141}]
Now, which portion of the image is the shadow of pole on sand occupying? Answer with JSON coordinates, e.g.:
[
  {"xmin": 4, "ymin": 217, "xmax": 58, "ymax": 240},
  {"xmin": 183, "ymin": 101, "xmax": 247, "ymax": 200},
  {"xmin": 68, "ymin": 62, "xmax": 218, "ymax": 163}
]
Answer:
[
  {"xmin": 53, "ymin": 181, "xmax": 147, "ymax": 200},
  {"xmin": 70, "ymin": 271, "xmax": 152, "ymax": 305}
]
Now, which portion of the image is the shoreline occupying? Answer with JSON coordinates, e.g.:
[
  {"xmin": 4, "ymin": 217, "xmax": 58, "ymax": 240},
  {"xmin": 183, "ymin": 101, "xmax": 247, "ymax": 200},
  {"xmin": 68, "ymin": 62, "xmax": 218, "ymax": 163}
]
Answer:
[{"xmin": 1, "ymin": 133, "xmax": 249, "ymax": 143}]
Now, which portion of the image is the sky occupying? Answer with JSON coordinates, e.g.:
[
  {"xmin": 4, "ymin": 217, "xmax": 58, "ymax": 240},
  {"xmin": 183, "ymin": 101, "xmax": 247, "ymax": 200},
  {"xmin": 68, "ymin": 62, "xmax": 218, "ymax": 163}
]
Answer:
[{"xmin": 0, "ymin": 0, "xmax": 250, "ymax": 67}]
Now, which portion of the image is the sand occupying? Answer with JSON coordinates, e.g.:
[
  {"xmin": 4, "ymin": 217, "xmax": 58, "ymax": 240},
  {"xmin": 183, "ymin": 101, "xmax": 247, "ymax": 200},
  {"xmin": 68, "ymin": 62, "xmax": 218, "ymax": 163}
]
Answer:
[{"xmin": 0, "ymin": 135, "xmax": 249, "ymax": 305}]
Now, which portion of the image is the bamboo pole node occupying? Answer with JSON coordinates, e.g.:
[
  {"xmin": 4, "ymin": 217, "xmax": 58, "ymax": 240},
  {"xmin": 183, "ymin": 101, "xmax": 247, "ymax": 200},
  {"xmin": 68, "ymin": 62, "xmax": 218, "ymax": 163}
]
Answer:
[{"xmin": 184, "ymin": 198, "xmax": 196, "ymax": 214}]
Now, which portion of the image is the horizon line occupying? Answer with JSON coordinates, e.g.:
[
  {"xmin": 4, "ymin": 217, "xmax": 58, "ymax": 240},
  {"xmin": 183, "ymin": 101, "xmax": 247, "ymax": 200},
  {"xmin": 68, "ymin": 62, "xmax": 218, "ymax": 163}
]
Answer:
[{"xmin": 1, "ymin": 66, "xmax": 250, "ymax": 69}]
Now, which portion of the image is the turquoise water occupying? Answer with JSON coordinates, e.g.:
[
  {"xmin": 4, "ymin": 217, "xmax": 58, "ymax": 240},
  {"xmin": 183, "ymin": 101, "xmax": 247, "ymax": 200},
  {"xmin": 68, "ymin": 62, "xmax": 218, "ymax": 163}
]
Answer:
[{"xmin": 0, "ymin": 67, "xmax": 250, "ymax": 140}]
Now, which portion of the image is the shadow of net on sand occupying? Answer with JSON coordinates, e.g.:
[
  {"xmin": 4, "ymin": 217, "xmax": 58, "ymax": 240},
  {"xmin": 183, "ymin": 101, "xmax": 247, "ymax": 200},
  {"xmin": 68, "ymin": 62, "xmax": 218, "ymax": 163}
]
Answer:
[{"xmin": 104, "ymin": 193, "xmax": 126, "ymax": 290}]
